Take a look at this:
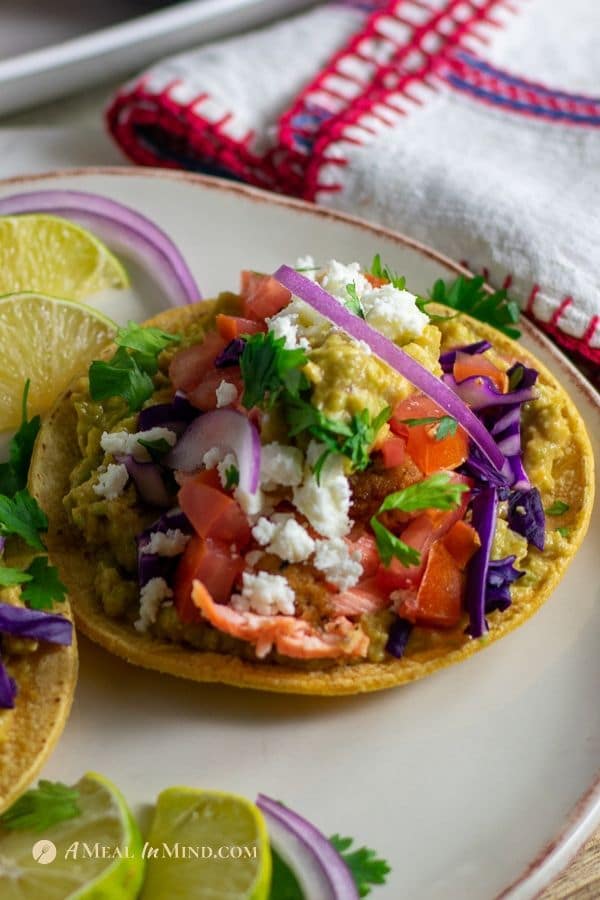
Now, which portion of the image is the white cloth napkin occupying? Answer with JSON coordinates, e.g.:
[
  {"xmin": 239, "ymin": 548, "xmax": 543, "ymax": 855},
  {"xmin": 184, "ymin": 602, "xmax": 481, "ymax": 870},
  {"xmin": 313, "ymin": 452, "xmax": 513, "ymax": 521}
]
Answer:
[{"xmin": 108, "ymin": 0, "xmax": 600, "ymax": 364}]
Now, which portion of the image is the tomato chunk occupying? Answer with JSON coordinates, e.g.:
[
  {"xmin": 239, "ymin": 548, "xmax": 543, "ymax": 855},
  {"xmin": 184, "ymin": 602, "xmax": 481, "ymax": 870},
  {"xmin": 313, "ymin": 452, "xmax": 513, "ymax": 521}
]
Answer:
[
  {"xmin": 240, "ymin": 272, "xmax": 291, "ymax": 321},
  {"xmin": 178, "ymin": 476, "xmax": 251, "ymax": 547},
  {"xmin": 396, "ymin": 540, "xmax": 463, "ymax": 628},
  {"xmin": 346, "ymin": 531, "xmax": 380, "ymax": 578},
  {"xmin": 174, "ymin": 536, "xmax": 243, "ymax": 623},
  {"xmin": 187, "ymin": 366, "xmax": 244, "ymax": 412},
  {"xmin": 169, "ymin": 331, "xmax": 228, "ymax": 393},
  {"xmin": 390, "ymin": 394, "xmax": 468, "ymax": 474},
  {"xmin": 453, "ymin": 351, "xmax": 509, "ymax": 394},
  {"xmin": 443, "ymin": 520, "xmax": 480, "ymax": 569},
  {"xmin": 380, "ymin": 434, "xmax": 407, "ymax": 469},
  {"xmin": 216, "ymin": 314, "xmax": 265, "ymax": 341}
]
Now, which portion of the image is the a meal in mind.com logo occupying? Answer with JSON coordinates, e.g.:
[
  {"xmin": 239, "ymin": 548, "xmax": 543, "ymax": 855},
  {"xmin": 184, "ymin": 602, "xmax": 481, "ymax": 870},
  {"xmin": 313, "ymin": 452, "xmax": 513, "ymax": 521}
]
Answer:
[{"xmin": 30, "ymin": 840, "xmax": 257, "ymax": 862}]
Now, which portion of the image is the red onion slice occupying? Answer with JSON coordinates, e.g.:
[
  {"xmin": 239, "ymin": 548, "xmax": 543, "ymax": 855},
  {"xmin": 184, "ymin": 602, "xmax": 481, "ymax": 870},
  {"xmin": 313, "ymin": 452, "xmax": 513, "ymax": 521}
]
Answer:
[
  {"xmin": 256, "ymin": 794, "xmax": 358, "ymax": 900},
  {"xmin": 0, "ymin": 190, "xmax": 201, "ymax": 307},
  {"xmin": 166, "ymin": 409, "xmax": 261, "ymax": 495},
  {"xmin": 116, "ymin": 455, "xmax": 172, "ymax": 508},
  {"xmin": 274, "ymin": 265, "xmax": 506, "ymax": 474}
]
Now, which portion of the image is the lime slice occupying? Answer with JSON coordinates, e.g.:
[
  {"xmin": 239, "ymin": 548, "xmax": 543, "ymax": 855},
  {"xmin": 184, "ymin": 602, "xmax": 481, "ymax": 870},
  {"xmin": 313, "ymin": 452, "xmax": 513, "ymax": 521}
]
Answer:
[
  {"xmin": 140, "ymin": 788, "xmax": 272, "ymax": 900},
  {"xmin": 0, "ymin": 292, "xmax": 116, "ymax": 430},
  {"xmin": 0, "ymin": 772, "xmax": 144, "ymax": 899},
  {"xmin": 0, "ymin": 214, "xmax": 128, "ymax": 300}
]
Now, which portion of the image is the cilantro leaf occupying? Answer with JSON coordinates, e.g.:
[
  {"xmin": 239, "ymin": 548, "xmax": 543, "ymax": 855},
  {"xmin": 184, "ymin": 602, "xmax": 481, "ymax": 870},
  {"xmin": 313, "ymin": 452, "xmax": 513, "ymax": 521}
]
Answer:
[
  {"xmin": 89, "ymin": 347, "xmax": 155, "ymax": 412},
  {"xmin": 240, "ymin": 332, "xmax": 309, "ymax": 410},
  {"xmin": 0, "ymin": 780, "xmax": 80, "ymax": 832},
  {"xmin": 137, "ymin": 437, "xmax": 172, "ymax": 462},
  {"xmin": 399, "ymin": 415, "xmax": 458, "ymax": 441},
  {"xmin": 21, "ymin": 557, "xmax": 67, "ymax": 610},
  {"xmin": 330, "ymin": 834, "xmax": 391, "ymax": 898},
  {"xmin": 268, "ymin": 847, "xmax": 305, "ymax": 900},
  {"xmin": 545, "ymin": 500, "xmax": 570, "ymax": 516},
  {"xmin": 0, "ymin": 567, "xmax": 32, "ymax": 587},
  {"xmin": 115, "ymin": 320, "xmax": 181, "ymax": 374},
  {"xmin": 426, "ymin": 275, "xmax": 521, "ymax": 339},
  {"xmin": 378, "ymin": 472, "xmax": 469, "ymax": 514},
  {"xmin": 369, "ymin": 254, "xmax": 406, "ymax": 290},
  {"xmin": 345, "ymin": 283, "xmax": 365, "ymax": 318},
  {"xmin": 0, "ymin": 490, "xmax": 47, "ymax": 550},
  {"xmin": 556, "ymin": 526, "xmax": 570, "ymax": 538},
  {"xmin": 370, "ymin": 517, "xmax": 421, "ymax": 568},
  {"xmin": 224, "ymin": 465, "xmax": 240, "ymax": 490},
  {"xmin": 0, "ymin": 380, "xmax": 41, "ymax": 497},
  {"xmin": 341, "ymin": 407, "xmax": 391, "ymax": 471}
]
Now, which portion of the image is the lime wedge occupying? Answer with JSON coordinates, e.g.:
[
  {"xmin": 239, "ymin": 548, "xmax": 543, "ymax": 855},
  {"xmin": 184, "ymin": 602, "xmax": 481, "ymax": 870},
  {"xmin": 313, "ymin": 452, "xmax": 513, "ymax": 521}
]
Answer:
[
  {"xmin": 0, "ymin": 292, "xmax": 116, "ymax": 430},
  {"xmin": 0, "ymin": 214, "xmax": 128, "ymax": 300},
  {"xmin": 140, "ymin": 788, "xmax": 271, "ymax": 900},
  {"xmin": 0, "ymin": 772, "xmax": 144, "ymax": 899}
]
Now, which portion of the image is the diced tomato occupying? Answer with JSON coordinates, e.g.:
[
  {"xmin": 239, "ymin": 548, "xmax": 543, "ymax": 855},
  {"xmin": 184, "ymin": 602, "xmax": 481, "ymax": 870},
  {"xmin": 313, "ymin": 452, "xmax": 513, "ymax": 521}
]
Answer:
[
  {"xmin": 364, "ymin": 273, "xmax": 387, "ymax": 288},
  {"xmin": 443, "ymin": 520, "xmax": 480, "ymax": 569},
  {"xmin": 345, "ymin": 531, "xmax": 380, "ymax": 578},
  {"xmin": 174, "ymin": 536, "xmax": 243, "ymax": 623},
  {"xmin": 453, "ymin": 351, "xmax": 508, "ymax": 394},
  {"xmin": 380, "ymin": 434, "xmax": 407, "ymax": 469},
  {"xmin": 390, "ymin": 393, "xmax": 468, "ymax": 474},
  {"xmin": 178, "ymin": 476, "xmax": 251, "ymax": 547},
  {"xmin": 396, "ymin": 541, "xmax": 463, "ymax": 628},
  {"xmin": 187, "ymin": 366, "xmax": 244, "ymax": 411},
  {"xmin": 216, "ymin": 314, "xmax": 265, "ymax": 341},
  {"xmin": 169, "ymin": 331, "xmax": 228, "ymax": 393},
  {"xmin": 240, "ymin": 271, "xmax": 291, "ymax": 321}
]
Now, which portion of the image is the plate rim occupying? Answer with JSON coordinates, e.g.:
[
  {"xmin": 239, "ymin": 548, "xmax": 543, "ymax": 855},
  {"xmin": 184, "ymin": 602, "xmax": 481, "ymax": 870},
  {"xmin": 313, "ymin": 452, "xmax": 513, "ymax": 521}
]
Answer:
[{"xmin": 1, "ymin": 165, "xmax": 597, "ymax": 899}]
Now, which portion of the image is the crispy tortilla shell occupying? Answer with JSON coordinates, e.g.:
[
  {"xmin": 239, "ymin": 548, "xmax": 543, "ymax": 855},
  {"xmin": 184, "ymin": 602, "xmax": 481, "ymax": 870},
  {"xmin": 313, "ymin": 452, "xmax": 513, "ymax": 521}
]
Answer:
[{"xmin": 30, "ymin": 303, "xmax": 594, "ymax": 696}]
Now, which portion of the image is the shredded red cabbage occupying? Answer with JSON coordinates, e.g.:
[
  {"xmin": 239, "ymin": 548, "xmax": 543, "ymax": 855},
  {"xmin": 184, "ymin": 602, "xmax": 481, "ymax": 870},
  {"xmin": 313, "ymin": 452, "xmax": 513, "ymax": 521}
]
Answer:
[
  {"xmin": 137, "ymin": 391, "xmax": 197, "ymax": 432},
  {"xmin": 439, "ymin": 341, "xmax": 492, "ymax": 373},
  {"xmin": 508, "ymin": 488, "xmax": 545, "ymax": 550},
  {"xmin": 461, "ymin": 444, "xmax": 511, "ymax": 496},
  {"xmin": 136, "ymin": 509, "xmax": 192, "ymax": 587},
  {"xmin": 443, "ymin": 373, "xmax": 536, "ymax": 411},
  {"xmin": 0, "ymin": 603, "xmax": 73, "ymax": 645},
  {"xmin": 116, "ymin": 455, "xmax": 172, "ymax": 508},
  {"xmin": 465, "ymin": 487, "xmax": 498, "ymax": 638},
  {"xmin": 385, "ymin": 617, "xmax": 413, "ymax": 658},
  {"xmin": 0, "ymin": 657, "xmax": 16, "ymax": 709},
  {"xmin": 215, "ymin": 338, "xmax": 246, "ymax": 368},
  {"xmin": 485, "ymin": 556, "xmax": 524, "ymax": 613}
]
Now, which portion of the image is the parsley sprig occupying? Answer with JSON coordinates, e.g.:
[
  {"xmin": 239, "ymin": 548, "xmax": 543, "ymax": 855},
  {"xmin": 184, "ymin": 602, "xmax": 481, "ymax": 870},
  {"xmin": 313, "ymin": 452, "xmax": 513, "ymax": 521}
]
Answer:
[
  {"xmin": 0, "ymin": 381, "xmax": 41, "ymax": 497},
  {"xmin": 371, "ymin": 473, "xmax": 469, "ymax": 568},
  {"xmin": 399, "ymin": 415, "xmax": 458, "ymax": 441},
  {"xmin": 0, "ymin": 780, "xmax": 80, "ymax": 832},
  {"xmin": 330, "ymin": 835, "xmax": 391, "ymax": 898},
  {"xmin": 0, "ymin": 490, "xmax": 47, "ymax": 551},
  {"xmin": 89, "ymin": 321, "xmax": 181, "ymax": 412},
  {"xmin": 545, "ymin": 500, "xmax": 569, "ymax": 516},
  {"xmin": 0, "ymin": 556, "xmax": 67, "ymax": 609},
  {"xmin": 345, "ymin": 283, "xmax": 365, "ymax": 318},
  {"xmin": 240, "ymin": 331, "xmax": 309, "ymax": 410},
  {"xmin": 368, "ymin": 254, "xmax": 406, "ymax": 290},
  {"xmin": 419, "ymin": 275, "xmax": 521, "ymax": 339}
]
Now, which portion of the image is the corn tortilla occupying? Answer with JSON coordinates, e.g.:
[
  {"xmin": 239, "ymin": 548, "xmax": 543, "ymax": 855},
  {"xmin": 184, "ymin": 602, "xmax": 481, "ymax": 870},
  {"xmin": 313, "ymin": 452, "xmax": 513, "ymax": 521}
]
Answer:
[{"xmin": 29, "ymin": 303, "xmax": 594, "ymax": 696}]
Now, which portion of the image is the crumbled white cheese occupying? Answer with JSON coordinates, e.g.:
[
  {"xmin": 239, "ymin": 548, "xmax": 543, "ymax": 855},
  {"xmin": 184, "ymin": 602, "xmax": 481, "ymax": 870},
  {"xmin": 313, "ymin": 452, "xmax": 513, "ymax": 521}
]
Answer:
[
  {"xmin": 141, "ymin": 528, "xmax": 190, "ymax": 557},
  {"xmin": 93, "ymin": 463, "xmax": 129, "ymax": 500},
  {"xmin": 135, "ymin": 577, "xmax": 172, "ymax": 632},
  {"xmin": 267, "ymin": 516, "xmax": 315, "ymax": 563},
  {"xmin": 260, "ymin": 442, "xmax": 304, "ymax": 490},
  {"xmin": 267, "ymin": 312, "xmax": 310, "ymax": 350},
  {"xmin": 252, "ymin": 516, "xmax": 276, "ymax": 546},
  {"xmin": 202, "ymin": 447, "xmax": 222, "ymax": 469},
  {"xmin": 231, "ymin": 571, "xmax": 295, "ymax": 616},
  {"xmin": 235, "ymin": 486, "xmax": 268, "ymax": 519},
  {"xmin": 313, "ymin": 537, "xmax": 363, "ymax": 590},
  {"xmin": 217, "ymin": 453, "xmax": 237, "ymax": 489},
  {"xmin": 318, "ymin": 259, "xmax": 371, "ymax": 302},
  {"xmin": 295, "ymin": 254, "xmax": 317, "ymax": 275},
  {"xmin": 361, "ymin": 283, "xmax": 429, "ymax": 342},
  {"xmin": 269, "ymin": 296, "xmax": 329, "ymax": 347},
  {"xmin": 101, "ymin": 427, "xmax": 177, "ymax": 462},
  {"xmin": 202, "ymin": 447, "xmax": 238, "ymax": 489},
  {"xmin": 292, "ymin": 442, "xmax": 352, "ymax": 539},
  {"xmin": 215, "ymin": 380, "xmax": 238, "ymax": 408}
]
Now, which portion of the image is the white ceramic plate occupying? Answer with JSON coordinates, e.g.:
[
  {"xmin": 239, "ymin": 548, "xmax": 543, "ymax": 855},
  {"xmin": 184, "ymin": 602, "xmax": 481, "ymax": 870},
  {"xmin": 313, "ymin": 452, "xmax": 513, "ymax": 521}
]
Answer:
[
  {"xmin": 0, "ymin": 169, "xmax": 598, "ymax": 900},
  {"xmin": 0, "ymin": 0, "xmax": 312, "ymax": 116}
]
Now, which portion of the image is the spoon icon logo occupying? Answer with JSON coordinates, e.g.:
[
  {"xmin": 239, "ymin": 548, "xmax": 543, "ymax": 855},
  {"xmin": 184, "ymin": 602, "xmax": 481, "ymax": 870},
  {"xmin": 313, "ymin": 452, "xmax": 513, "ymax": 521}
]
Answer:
[{"xmin": 32, "ymin": 840, "xmax": 57, "ymax": 864}]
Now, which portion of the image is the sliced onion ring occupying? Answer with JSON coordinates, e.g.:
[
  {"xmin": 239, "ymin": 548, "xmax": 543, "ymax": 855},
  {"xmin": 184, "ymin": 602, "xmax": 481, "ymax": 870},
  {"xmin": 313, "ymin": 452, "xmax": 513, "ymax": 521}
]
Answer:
[
  {"xmin": 274, "ymin": 265, "xmax": 506, "ymax": 474},
  {"xmin": 166, "ymin": 409, "xmax": 261, "ymax": 495},
  {"xmin": 256, "ymin": 794, "xmax": 358, "ymax": 900},
  {"xmin": 0, "ymin": 190, "xmax": 201, "ymax": 307}
]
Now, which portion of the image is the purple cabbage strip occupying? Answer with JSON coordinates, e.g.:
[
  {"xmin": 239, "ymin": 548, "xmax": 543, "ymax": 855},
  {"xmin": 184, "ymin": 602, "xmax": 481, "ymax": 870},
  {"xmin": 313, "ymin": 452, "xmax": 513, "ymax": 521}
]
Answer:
[
  {"xmin": 0, "ymin": 603, "xmax": 73, "ymax": 645},
  {"xmin": 215, "ymin": 338, "xmax": 246, "ymax": 368},
  {"xmin": 461, "ymin": 445, "xmax": 511, "ymax": 497},
  {"xmin": 443, "ymin": 373, "xmax": 536, "ymax": 411},
  {"xmin": 136, "ymin": 509, "xmax": 192, "ymax": 587},
  {"xmin": 116, "ymin": 455, "xmax": 172, "ymax": 508},
  {"xmin": 0, "ymin": 656, "xmax": 17, "ymax": 709},
  {"xmin": 137, "ymin": 391, "xmax": 197, "ymax": 433},
  {"xmin": 385, "ymin": 617, "xmax": 413, "ymax": 658},
  {"xmin": 465, "ymin": 487, "xmax": 498, "ymax": 638},
  {"xmin": 439, "ymin": 340, "xmax": 492, "ymax": 373},
  {"xmin": 485, "ymin": 556, "xmax": 524, "ymax": 614},
  {"xmin": 508, "ymin": 488, "xmax": 545, "ymax": 551}
]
